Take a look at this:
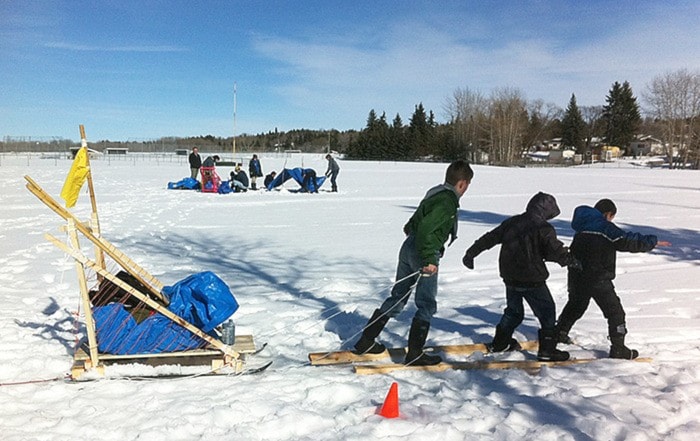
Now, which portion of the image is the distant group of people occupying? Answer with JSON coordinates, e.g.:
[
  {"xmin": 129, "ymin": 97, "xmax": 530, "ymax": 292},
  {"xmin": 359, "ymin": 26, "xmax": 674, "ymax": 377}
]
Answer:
[
  {"xmin": 187, "ymin": 147, "xmax": 342, "ymax": 194},
  {"xmin": 353, "ymin": 159, "xmax": 670, "ymax": 366}
]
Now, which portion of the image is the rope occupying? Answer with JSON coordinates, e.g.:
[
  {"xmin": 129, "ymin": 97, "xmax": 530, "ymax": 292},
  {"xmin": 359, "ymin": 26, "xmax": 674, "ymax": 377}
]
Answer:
[
  {"xmin": 303, "ymin": 271, "xmax": 424, "ymax": 365},
  {"xmin": 0, "ymin": 375, "xmax": 69, "ymax": 387}
]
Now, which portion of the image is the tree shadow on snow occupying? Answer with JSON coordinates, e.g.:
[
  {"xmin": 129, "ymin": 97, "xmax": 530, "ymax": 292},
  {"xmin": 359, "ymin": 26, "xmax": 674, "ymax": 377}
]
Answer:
[
  {"xmin": 125, "ymin": 231, "xmax": 412, "ymax": 351},
  {"xmin": 405, "ymin": 204, "xmax": 698, "ymax": 264},
  {"xmin": 430, "ymin": 305, "xmax": 541, "ymax": 342}
]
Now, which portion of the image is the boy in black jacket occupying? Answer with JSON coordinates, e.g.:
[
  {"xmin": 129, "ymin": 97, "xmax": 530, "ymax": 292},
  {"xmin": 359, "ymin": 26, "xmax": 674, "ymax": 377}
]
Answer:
[
  {"xmin": 555, "ymin": 199, "xmax": 670, "ymax": 359},
  {"xmin": 463, "ymin": 192, "xmax": 579, "ymax": 361}
]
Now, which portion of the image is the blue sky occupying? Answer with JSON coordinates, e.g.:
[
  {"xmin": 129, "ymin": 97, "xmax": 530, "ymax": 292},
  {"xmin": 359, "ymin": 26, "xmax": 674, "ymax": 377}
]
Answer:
[{"xmin": 1, "ymin": 1, "xmax": 698, "ymax": 141}]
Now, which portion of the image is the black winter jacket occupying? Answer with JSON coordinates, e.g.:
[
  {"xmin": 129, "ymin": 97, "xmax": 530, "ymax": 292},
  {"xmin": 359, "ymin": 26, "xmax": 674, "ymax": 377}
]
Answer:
[
  {"xmin": 568, "ymin": 205, "xmax": 657, "ymax": 284},
  {"xmin": 466, "ymin": 192, "xmax": 574, "ymax": 287}
]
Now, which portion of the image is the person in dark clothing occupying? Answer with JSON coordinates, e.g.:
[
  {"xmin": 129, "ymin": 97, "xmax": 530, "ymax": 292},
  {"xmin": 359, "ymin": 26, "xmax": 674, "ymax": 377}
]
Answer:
[
  {"xmin": 189, "ymin": 147, "xmax": 202, "ymax": 180},
  {"xmin": 325, "ymin": 154, "xmax": 340, "ymax": 192},
  {"xmin": 202, "ymin": 155, "xmax": 220, "ymax": 167},
  {"xmin": 463, "ymin": 192, "xmax": 580, "ymax": 362},
  {"xmin": 248, "ymin": 154, "xmax": 263, "ymax": 190},
  {"xmin": 555, "ymin": 199, "xmax": 670, "ymax": 359},
  {"xmin": 264, "ymin": 171, "xmax": 276, "ymax": 189},
  {"xmin": 301, "ymin": 169, "xmax": 318, "ymax": 193},
  {"xmin": 354, "ymin": 160, "xmax": 474, "ymax": 366},
  {"xmin": 230, "ymin": 164, "xmax": 249, "ymax": 192}
]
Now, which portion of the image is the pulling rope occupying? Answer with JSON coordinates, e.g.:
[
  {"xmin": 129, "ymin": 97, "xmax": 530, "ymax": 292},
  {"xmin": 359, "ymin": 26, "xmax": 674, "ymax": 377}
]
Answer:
[
  {"xmin": 258, "ymin": 270, "xmax": 422, "ymax": 345},
  {"xmin": 300, "ymin": 271, "xmax": 424, "ymax": 366}
]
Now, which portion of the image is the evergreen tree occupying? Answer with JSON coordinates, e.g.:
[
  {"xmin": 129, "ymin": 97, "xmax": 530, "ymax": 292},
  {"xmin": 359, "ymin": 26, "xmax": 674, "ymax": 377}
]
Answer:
[
  {"xmin": 389, "ymin": 113, "xmax": 406, "ymax": 160},
  {"xmin": 602, "ymin": 81, "xmax": 641, "ymax": 152},
  {"xmin": 409, "ymin": 103, "xmax": 432, "ymax": 158},
  {"xmin": 560, "ymin": 94, "xmax": 586, "ymax": 153}
]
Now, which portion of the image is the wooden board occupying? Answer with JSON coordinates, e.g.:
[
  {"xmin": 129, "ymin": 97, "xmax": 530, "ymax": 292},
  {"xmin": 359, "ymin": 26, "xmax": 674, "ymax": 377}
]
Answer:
[
  {"xmin": 354, "ymin": 357, "xmax": 653, "ymax": 375},
  {"xmin": 309, "ymin": 341, "xmax": 539, "ymax": 366}
]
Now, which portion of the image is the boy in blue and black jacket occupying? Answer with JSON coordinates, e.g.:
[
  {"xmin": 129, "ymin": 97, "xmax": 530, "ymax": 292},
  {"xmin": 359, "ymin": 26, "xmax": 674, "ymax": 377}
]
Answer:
[{"xmin": 556, "ymin": 199, "xmax": 669, "ymax": 359}]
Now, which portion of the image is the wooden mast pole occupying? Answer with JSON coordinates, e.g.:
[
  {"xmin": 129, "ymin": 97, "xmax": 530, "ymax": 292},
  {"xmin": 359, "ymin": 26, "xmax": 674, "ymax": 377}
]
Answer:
[{"xmin": 79, "ymin": 125, "xmax": 106, "ymax": 275}]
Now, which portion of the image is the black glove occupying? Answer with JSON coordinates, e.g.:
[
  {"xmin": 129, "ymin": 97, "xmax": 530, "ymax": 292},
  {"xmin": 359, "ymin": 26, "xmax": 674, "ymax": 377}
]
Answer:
[
  {"xmin": 462, "ymin": 253, "xmax": 474, "ymax": 270},
  {"xmin": 568, "ymin": 258, "xmax": 583, "ymax": 271}
]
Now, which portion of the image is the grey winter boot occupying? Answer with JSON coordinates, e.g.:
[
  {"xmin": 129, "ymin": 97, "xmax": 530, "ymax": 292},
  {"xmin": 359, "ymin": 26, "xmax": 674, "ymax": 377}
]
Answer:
[
  {"xmin": 353, "ymin": 309, "xmax": 389, "ymax": 354},
  {"xmin": 404, "ymin": 318, "xmax": 442, "ymax": 366},
  {"xmin": 537, "ymin": 329, "xmax": 570, "ymax": 361}
]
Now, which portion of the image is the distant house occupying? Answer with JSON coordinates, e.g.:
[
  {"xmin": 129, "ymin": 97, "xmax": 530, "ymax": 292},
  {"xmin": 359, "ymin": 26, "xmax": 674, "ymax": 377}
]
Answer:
[
  {"xmin": 597, "ymin": 145, "xmax": 621, "ymax": 161},
  {"xmin": 543, "ymin": 138, "xmax": 563, "ymax": 150},
  {"xmin": 104, "ymin": 147, "xmax": 128, "ymax": 155},
  {"xmin": 548, "ymin": 148, "xmax": 576, "ymax": 163},
  {"xmin": 628, "ymin": 135, "xmax": 663, "ymax": 157}
]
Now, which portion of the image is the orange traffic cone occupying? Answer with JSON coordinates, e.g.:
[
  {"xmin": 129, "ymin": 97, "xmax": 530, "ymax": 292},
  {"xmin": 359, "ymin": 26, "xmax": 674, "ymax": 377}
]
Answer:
[{"xmin": 379, "ymin": 382, "xmax": 400, "ymax": 418}]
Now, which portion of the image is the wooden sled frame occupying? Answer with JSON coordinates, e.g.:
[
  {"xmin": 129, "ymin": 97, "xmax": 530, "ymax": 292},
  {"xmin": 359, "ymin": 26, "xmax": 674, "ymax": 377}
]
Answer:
[{"xmin": 25, "ymin": 126, "xmax": 256, "ymax": 379}]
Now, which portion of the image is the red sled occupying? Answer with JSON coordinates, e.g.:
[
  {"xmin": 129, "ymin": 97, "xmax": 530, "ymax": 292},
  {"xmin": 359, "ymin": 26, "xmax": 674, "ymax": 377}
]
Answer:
[{"xmin": 200, "ymin": 166, "xmax": 221, "ymax": 193}]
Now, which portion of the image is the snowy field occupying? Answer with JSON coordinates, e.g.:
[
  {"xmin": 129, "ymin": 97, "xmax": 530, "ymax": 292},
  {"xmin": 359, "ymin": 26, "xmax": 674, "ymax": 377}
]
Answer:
[{"xmin": 0, "ymin": 152, "xmax": 699, "ymax": 440}]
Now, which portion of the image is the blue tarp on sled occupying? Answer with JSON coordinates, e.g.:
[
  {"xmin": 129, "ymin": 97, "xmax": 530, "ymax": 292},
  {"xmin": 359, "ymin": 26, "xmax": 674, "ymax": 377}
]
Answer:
[
  {"xmin": 167, "ymin": 177, "xmax": 201, "ymax": 190},
  {"xmin": 92, "ymin": 271, "xmax": 238, "ymax": 355},
  {"xmin": 265, "ymin": 167, "xmax": 326, "ymax": 192}
]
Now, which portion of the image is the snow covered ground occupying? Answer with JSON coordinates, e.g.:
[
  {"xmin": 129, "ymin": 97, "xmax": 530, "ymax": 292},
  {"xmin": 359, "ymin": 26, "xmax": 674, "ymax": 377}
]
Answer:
[{"xmin": 0, "ymin": 152, "xmax": 699, "ymax": 440}]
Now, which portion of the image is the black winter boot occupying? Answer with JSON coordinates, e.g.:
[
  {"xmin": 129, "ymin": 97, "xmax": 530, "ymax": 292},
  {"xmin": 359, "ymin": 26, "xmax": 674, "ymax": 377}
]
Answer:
[
  {"xmin": 404, "ymin": 318, "xmax": 442, "ymax": 366},
  {"xmin": 353, "ymin": 309, "xmax": 389, "ymax": 354},
  {"xmin": 609, "ymin": 334, "xmax": 639, "ymax": 359},
  {"xmin": 537, "ymin": 329, "xmax": 570, "ymax": 361},
  {"xmin": 487, "ymin": 325, "xmax": 522, "ymax": 352},
  {"xmin": 555, "ymin": 322, "xmax": 574, "ymax": 345}
]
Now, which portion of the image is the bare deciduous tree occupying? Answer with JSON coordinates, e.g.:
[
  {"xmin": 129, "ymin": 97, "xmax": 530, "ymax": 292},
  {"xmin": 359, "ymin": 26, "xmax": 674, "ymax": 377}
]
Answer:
[
  {"xmin": 487, "ymin": 87, "xmax": 528, "ymax": 164},
  {"xmin": 580, "ymin": 105, "xmax": 604, "ymax": 152},
  {"xmin": 643, "ymin": 69, "xmax": 700, "ymax": 168},
  {"xmin": 443, "ymin": 87, "xmax": 488, "ymax": 162}
]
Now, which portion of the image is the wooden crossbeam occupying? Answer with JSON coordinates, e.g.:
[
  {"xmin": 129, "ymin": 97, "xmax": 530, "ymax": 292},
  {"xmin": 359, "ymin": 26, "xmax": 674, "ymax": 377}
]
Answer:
[{"xmin": 25, "ymin": 176, "xmax": 166, "ymax": 301}]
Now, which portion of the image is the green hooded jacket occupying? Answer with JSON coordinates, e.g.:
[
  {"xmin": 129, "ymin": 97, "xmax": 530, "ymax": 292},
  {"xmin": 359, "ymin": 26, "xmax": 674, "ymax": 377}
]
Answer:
[{"xmin": 403, "ymin": 184, "xmax": 460, "ymax": 266}]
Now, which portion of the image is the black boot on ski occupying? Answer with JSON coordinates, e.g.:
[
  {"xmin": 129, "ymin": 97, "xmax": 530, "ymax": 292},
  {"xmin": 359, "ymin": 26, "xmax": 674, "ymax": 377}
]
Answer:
[
  {"xmin": 353, "ymin": 309, "xmax": 389, "ymax": 355},
  {"xmin": 609, "ymin": 334, "xmax": 639, "ymax": 359},
  {"xmin": 555, "ymin": 323, "xmax": 574, "ymax": 345},
  {"xmin": 404, "ymin": 318, "xmax": 442, "ymax": 366},
  {"xmin": 537, "ymin": 329, "xmax": 570, "ymax": 361},
  {"xmin": 487, "ymin": 325, "xmax": 522, "ymax": 352}
]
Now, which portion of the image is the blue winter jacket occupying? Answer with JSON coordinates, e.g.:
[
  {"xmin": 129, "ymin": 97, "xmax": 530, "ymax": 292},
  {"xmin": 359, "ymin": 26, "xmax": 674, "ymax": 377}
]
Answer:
[{"xmin": 570, "ymin": 205, "xmax": 657, "ymax": 282}]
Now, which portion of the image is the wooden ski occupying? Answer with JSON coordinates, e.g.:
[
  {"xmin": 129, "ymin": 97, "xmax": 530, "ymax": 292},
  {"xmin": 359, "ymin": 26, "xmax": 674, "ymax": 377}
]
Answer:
[
  {"xmin": 309, "ymin": 341, "xmax": 539, "ymax": 366},
  {"xmin": 354, "ymin": 356, "xmax": 652, "ymax": 375}
]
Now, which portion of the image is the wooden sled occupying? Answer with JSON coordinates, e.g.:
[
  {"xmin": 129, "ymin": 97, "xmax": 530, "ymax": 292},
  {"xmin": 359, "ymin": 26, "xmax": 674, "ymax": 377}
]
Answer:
[{"xmin": 26, "ymin": 126, "xmax": 258, "ymax": 380}]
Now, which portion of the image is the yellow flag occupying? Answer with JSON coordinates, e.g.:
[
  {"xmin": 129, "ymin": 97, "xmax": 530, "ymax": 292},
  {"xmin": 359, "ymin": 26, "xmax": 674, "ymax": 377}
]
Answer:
[{"xmin": 60, "ymin": 147, "xmax": 89, "ymax": 208}]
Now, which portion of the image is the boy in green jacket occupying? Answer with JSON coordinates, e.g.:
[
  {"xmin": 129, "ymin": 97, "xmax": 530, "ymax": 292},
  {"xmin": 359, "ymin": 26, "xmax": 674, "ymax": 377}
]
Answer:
[{"xmin": 353, "ymin": 160, "xmax": 474, "ymax": 365}]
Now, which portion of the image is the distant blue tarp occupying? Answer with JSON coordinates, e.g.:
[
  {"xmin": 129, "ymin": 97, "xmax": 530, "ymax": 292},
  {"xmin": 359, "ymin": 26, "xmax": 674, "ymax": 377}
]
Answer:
[
  {"xmin": 265, "ymin": 167, "xmax": 326, "ymax": 192},
  {"xmin": 93, "ymin": 271, "xmax": 239, "ymax": 355},
  {"xmin": 217, "ymin": 180, "xmax": 233, "ymax": 194},
  {"xmin": 167, "ymin": 177, "xmax": 201, "ymax": 190}
]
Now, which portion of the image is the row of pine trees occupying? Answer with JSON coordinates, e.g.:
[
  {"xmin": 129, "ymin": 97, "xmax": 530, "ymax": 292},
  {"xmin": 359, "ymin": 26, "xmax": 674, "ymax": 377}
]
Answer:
[{"xmin": 347, "ymin": 81, "xmax": 642, "ymax": 164}]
